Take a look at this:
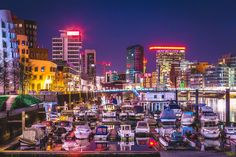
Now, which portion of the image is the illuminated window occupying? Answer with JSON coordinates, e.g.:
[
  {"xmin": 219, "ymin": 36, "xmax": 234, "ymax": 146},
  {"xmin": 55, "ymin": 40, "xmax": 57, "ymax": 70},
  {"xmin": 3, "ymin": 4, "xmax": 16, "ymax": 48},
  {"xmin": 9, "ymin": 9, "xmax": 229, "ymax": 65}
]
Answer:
[
  {"xmin": 41, "ymin": 66, "xmax": 45, "ymax": 72},
  {"xmin": 19, "ymin": 24, "xmax": 22, "ymax": 28}
]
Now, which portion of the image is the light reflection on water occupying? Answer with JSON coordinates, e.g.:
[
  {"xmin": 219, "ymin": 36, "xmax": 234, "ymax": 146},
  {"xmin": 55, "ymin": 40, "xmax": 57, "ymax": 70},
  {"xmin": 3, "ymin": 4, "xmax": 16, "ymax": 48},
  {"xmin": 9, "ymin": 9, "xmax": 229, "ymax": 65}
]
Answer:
[{"xmin": 188, "ymin": 97, "xmax": 236, "ymax": 122}]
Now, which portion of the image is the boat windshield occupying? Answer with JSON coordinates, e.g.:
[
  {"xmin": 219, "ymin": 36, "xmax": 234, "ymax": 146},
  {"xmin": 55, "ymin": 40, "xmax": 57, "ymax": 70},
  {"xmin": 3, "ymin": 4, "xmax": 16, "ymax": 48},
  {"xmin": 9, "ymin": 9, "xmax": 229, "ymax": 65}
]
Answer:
[
  {"xmin": 203, "ymin": 112, "xmax": 216, "ymax": 116},
  {"xmin": 203, "ymin": 121, "xmax": 218, "ymax": 127},
  {"xmin": 96, "ymin": 127, "xmax": 107, "ymax": 135},
  {"xmin": 137, "ymin": 122, "xmax": 147, "ymax": 128},
  {"xmin": 162, "ymin": 121, "xmax": 175, "ymax": 128},
  {"xmin": 122, "ymin": 125, "xmax": 131, "ymax": 130},
  {"xmin": 183, "ymin": 114, "xmax": 192, "ymax": 118},
  {"xmin": 169, "ymin": 105, "xmax": 180, "ymax": 109}
]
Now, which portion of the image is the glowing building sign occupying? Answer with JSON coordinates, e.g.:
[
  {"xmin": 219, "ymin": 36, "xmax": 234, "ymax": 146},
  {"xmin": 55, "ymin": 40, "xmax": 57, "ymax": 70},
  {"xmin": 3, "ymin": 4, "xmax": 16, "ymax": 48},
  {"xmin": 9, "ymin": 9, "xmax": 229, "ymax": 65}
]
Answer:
[
  {"xmin": 67, "ymin": 31, "xmax": 80, "ymax": 36},
  {"xmin": 149, "ymin": 46, "xmax": 186, "ymax": 50}
]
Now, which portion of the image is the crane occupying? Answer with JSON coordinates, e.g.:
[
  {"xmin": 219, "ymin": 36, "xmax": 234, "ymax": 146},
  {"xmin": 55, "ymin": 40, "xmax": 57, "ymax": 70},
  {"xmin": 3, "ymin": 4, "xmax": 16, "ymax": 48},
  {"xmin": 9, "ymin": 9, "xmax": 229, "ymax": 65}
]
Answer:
[{"xmin": 97, "ymin": 61, "xmax": 111, "ymax": 75}]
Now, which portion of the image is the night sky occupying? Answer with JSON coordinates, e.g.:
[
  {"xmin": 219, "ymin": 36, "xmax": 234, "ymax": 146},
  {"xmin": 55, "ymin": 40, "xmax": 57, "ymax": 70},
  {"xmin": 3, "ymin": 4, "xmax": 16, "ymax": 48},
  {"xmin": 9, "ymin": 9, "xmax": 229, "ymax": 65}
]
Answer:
[{"xmin": 2, "ymin": 0, "xmax": 236, "ymax": 75}]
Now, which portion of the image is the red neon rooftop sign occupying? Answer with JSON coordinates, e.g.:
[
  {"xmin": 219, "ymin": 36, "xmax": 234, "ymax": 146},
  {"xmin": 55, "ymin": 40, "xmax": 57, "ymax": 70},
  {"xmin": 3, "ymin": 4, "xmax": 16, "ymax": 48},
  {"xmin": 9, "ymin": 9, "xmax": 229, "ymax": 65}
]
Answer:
[
  {"xmin": 149, "ymin": 46, "xmax": 186, "ymax": 51},
  {"xmin": 67, "ymin": 31, "xmax": 80, "ymax": 36}
]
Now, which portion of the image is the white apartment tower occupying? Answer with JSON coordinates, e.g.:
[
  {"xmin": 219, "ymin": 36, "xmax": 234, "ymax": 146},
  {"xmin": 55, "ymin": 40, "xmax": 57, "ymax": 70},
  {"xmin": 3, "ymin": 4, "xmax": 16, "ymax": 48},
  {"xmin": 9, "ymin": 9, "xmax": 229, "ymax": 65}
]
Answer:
[
  {"xmin": 52, "ymin": 30, "xmax": 82, "ymax": 71},
  {"xmin": 0, "ymin": 10, "xmax": 18, "ymax": 94}
]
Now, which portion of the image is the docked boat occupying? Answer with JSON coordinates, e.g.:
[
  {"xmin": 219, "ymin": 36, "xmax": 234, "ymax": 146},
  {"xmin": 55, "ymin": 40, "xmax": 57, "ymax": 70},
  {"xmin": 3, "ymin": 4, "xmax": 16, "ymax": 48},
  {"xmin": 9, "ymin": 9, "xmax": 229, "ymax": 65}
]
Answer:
[
  {"xmin": 60, "ymin": 110, "xmax": 74, "ymax": 122},
  {"xmin": 168, "ymin": 101, "xmax": 182, "ymax": 120},
  {"xmin": 19, "ymin": 127, "xmax": 45, "ymax": 147},
  {"xmin": 181, "ymin": 111, "xmax": 195, "ymax": 126},
  {"xmin": 73, "ymin": 106, "xmax": 80, "ymax": 116},
  {"xmin": 135, "ymin": 121, "xmax": 150, "ymax": 134},
  {"xmin": 118, "ymin": 124, "xmax": 134, "ymax": 140},
  {"xmin": 200, "ymin": 111, "xmax": 219, "ymax": 122},
  {"xmin": 119, "ymin": 104, "xmax": 135, "ymax": 120},
  {"xmin": 74, "ymin": 124, "xmax": 92, "ymax": 139},
  {"xmin": 225, "ymin": 126, "xmax": 236, "ymax": 140},
  {"xmin": 200, "ymin": 120, "xmax": 220, "ymax": 139},
  {"xmin": 86, "ymin": 110, "xmax": 97, "ymax": 120},
  {"xmin": 56, "ymin": 121, "xmax": 73, "ymax": 132},
  {"xmin": 102, "ymin": 103, "xmax": 117, "ymax": 118},
  {"xmin": 134, "ymin": 106, "xmax": 145, "ymax": 120},
  {"xmin": 156, "ymin": 108, "xmax": 180, "ymax": 148},
  {"xmin": 94, "ymin": 125, "xmax": 109, "ymax": 142}
]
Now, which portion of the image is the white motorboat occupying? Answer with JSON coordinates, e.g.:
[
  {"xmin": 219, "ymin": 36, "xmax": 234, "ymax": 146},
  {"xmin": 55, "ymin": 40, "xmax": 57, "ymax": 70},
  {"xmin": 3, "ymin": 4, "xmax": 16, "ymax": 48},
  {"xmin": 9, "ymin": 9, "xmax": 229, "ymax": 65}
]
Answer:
[
  {"xmin": 73, "ymin": 106, "xmax": 80, "ymax": 116},
  {"xmin": 135, "ymin": 121, "xmax": 150, "ymax": 134},
  {"xmin": 49, "ymin": 113, "xmax": 59, "ymax": 122},
  {"xmin": 102, "ymin": 103, "xmax": 116, "ymax": 118},
  {"xmin": 94, "ymin": 125, "xmax": 109, "ymax": 142},
  {"xmin": 168, "ymin": 101, "xmax": 182, "ymax": 119},
  {"xmin": 225, "ymin": 126, "xmax": 236, "ymax": 140},
  {"xmin": 118, "ymin": 125, "xmax": 134, "ymax": 140},
  {"xmin": 181, "ymin": 111, "xmax": 195, "ymax": 126},
  {"xmin": 200, "ymin": 120, "xmax": 220, "ymax": 139},
  {"xmin": 200, "ymin": 112, "xmax": 219, "ymax": 122},
  {"xmin": 86, "ymin": 111, "xmax": 97, "ymax": 119},
  {"xmin": 119, "ymin": 104, "xmax": 135, "ymax": 120},
  {"xmin": 74, "ymin": 124, "xmax": 92, "ymax": 139},
  {"xmin": 19, "ymin": 127, "xmax": 45, "ymax": 146}
]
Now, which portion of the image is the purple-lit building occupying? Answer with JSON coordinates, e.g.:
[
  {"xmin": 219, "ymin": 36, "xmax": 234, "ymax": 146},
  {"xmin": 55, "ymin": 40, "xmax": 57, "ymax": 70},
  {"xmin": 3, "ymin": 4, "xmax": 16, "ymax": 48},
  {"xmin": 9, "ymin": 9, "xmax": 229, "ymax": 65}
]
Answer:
[{"xmin": 126, "ymin": 45, "xmax": 144, "ymax": 84}]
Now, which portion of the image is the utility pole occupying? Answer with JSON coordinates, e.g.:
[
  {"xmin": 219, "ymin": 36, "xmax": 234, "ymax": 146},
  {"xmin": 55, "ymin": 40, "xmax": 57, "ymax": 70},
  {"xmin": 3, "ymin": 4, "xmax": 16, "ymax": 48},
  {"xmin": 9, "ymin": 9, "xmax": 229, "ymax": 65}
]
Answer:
[
  {"xmin": 226, "ymin": 88, "xmax": 230, "ymax": 126},
  {"xmin": 195, "ymin": 89, "xmax": 199, "ymax": 132}
]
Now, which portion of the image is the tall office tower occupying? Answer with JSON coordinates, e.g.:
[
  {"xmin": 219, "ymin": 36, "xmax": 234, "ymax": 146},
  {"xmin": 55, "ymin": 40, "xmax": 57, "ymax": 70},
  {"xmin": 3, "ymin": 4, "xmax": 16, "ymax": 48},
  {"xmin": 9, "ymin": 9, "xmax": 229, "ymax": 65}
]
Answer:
[
  {"xmin": 81, "ymin": 49, "xmax": 96, "ymax": 80},
  {"xmin": 126, "ymin": 45, "xmax": 144, "ymax": 83},
  {"xmin": 13, "ymin": 17, "xmax": 37, "ymax": 48},
  {"xmin": 149, "ymin": 46, "xmax": 186, "ymax": 87},
  {"xmin": 52, "ymin": 30, "xmax": 82, "ymax": 71},
  {"xmin": 218, "ymin": 54, "xmax": 236, "ymax": 87},
  {"xmin": 0, "ymin": 10, "xmax": 18, "ymax": 94}
]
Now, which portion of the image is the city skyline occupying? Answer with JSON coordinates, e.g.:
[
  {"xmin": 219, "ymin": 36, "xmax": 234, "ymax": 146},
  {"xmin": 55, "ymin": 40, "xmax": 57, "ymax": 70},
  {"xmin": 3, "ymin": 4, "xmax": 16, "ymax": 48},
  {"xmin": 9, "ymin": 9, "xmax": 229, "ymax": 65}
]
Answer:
[{"xmin": 1, "ymin": 0, "xmax": 236, "ymax": 74}]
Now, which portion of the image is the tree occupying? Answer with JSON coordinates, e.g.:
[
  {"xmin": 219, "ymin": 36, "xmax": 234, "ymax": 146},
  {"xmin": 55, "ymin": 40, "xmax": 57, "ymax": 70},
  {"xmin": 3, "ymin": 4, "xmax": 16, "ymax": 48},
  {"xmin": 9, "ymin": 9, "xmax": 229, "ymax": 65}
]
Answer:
[
  {"xmin": 18, "ymin": 60, "xmax": 32, "ymax": 95},
  {"xmin": 0, "ymin": 51, "xmax": 10, "ymax": 95}
]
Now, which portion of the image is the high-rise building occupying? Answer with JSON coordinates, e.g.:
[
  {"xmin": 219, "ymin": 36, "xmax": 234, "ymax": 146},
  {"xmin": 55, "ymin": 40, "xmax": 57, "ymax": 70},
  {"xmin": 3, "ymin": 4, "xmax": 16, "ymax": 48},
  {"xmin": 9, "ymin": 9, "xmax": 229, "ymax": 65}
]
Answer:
[
  {"xmin": 149, "ymin": 46, "xmax": 186, "ymax": 87},
  {"xmin": 0, "ymin": 10, "xmax": 18, "ymax": 94},
  {"xmin": 52, "ymin": 30, "xmax": 82, "ymax": 71},
  {"xmin": 13, "ymin": 17, "xmax": 37, "ymax": 48},
  {"xmin": 204, "ymin": 64, "xmax": 234, "ymax": 87},
  {"xmin": 126, "ymin": 45, "xmax": 144, "ymax": 83},
  {"xmin": 81, "ymin": 49, "xmax": 96, "ymax": 80}
]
